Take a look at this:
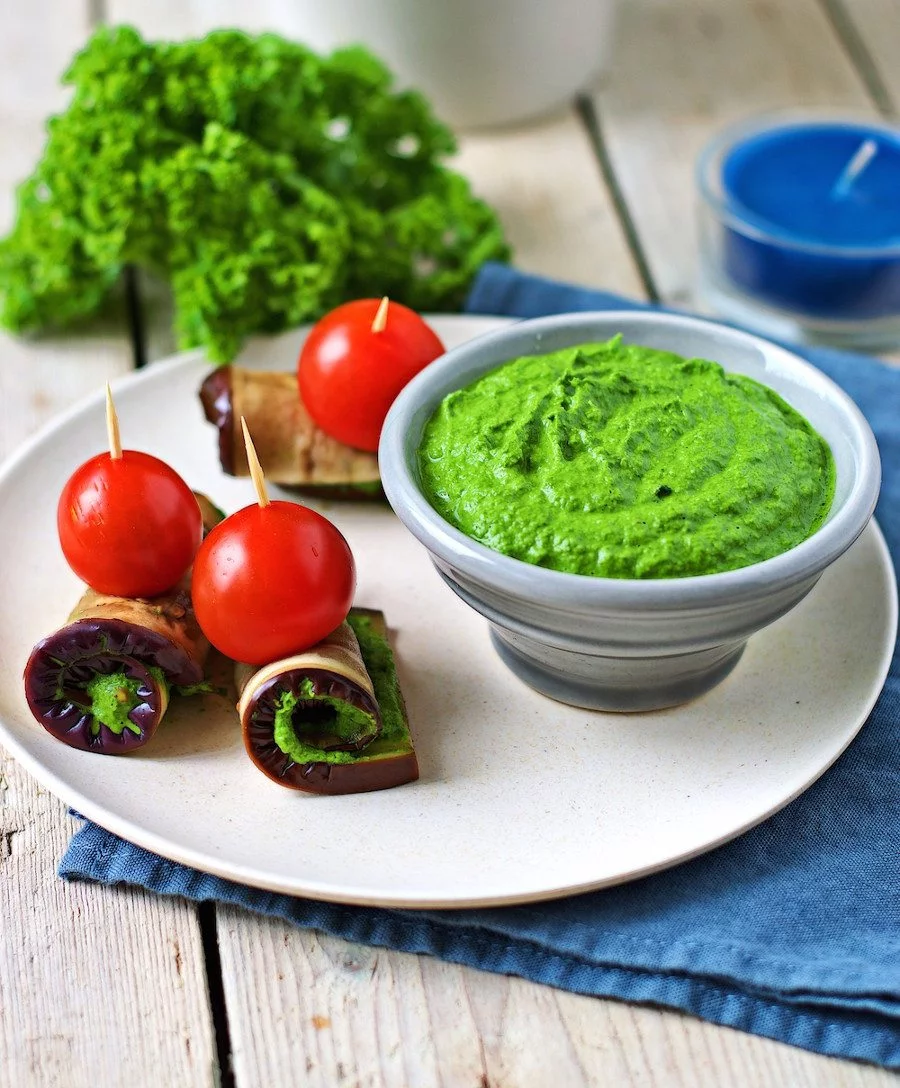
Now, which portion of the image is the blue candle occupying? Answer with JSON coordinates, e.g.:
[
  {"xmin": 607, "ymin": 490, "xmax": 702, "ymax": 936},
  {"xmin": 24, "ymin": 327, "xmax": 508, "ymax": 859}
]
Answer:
[{"xmin": 698, "ymin": 114, "xmax": 900, "ymax": 344}]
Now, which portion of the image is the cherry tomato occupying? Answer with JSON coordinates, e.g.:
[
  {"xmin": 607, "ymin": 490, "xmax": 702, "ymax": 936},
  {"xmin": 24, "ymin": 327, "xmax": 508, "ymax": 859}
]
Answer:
[
  {"xmin": 298, "ymin": 298, "xmax": 445, "ymax": 452},
  {"xmin": 58, "ymin": 451, "xmax": 202, "ymax": 598},
  {"xmin": 191, "ymin": 500, "xmax": 355, "ymax": 665}
]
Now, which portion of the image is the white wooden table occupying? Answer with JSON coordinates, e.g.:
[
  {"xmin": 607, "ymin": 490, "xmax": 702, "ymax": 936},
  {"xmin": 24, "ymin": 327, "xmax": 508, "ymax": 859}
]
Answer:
[{"xmin": 2, "ymin": 2, "xmax": 898, "ymax": 1085}]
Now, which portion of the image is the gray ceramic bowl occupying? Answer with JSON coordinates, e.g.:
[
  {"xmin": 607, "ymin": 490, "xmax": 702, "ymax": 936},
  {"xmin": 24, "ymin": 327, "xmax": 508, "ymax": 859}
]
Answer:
[{"xmin": 379, "ymin": 312, "xmax": 881, "ymax": 711}]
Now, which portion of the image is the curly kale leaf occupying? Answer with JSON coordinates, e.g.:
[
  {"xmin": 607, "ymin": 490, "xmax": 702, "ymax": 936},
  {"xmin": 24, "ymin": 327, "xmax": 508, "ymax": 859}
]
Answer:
[
  {"xmin": 0, "ymin": 25, "xmax": 510, "ymax": 359},
  {"xmin": 0, "ymin": 177, "xmax": 118, "ymax": 333},
  {"xmin": 346, "ymin": 170, "xmax": 512, "ymax": 311},
  {"xmin": 0, "ymin": 101, "xmax": 170, "ymax": 331},
  {"xmin": 159, "ymin": 124, "xmax": 351, "ymax": 362}
]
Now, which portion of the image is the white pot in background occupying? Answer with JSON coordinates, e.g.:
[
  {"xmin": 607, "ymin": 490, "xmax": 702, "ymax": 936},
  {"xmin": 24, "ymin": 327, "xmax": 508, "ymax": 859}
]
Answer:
[{"xmin": 269, "ymin": 0, "xmax": 618, "ymax": 129}]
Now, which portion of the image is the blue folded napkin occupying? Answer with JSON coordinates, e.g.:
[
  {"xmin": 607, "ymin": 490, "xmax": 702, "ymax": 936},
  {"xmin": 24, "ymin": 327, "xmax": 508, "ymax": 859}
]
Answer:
[{"xmin": 62, "ymin": 263, "xmax": 900, "ymax": 1069}]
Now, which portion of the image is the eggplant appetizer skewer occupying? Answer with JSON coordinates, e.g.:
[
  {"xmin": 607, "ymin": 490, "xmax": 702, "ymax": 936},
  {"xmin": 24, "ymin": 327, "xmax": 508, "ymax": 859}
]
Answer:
[
  {"xmin": 24, "ymin": 494, "xmax": 223, "ymax": 754},
  {"xmin": 200, "ymin": 299, "xmax": 446, "ymax": 499},
  {"xmin": 236, "ymin": 609, "xmax": 419, "ymax": 795},
  {"xmin": 199, "ymin": 366, "xmax": 382, "ymax": 498},
  {"xmin": 195, "ymin": 422, "xmax": 417, "ymax": 794}
]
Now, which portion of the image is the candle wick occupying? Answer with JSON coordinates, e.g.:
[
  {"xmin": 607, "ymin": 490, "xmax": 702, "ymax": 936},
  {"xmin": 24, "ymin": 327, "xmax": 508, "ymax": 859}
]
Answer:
[{"xmin": 831, "ymin": 138, "xmax": 878, "ymax": 199}]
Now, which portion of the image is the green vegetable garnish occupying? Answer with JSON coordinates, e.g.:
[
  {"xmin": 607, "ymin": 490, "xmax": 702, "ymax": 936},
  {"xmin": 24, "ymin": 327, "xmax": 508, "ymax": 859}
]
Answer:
[
  {"xmin": 0, "ymin": 26, "xmax": 510, "ymax": 361},
  {"xmin": 272, "ymin": 678, "xmax": 379, "ymax": 765},
  {"xmin": 84, "ymin": 666, "xmax": 169, "ymax": 736},
  {"xmin": 271, "ymin": 611, "xmax": 412, "ymax": 766}
]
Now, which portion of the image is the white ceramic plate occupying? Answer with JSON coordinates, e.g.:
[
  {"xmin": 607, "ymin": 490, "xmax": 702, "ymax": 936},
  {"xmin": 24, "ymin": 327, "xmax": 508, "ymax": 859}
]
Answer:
[{"xmin": 0, "ymin": 316, "xmax": 895, "ymax": 908}]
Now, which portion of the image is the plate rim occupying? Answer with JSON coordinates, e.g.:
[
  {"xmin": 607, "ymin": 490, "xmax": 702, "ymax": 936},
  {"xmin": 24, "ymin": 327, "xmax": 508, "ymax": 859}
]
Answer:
[{"xmin": 0, "ymin": 317, "xmax": 896, "ymax": 909}]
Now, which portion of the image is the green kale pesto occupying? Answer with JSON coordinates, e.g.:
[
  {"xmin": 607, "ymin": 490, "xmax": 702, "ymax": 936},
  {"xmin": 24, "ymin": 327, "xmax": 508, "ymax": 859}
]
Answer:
[
  {"xmin": 418, "ymin": 338, "xmax": 836, "ymax": 579},
  {"xmin": 272, "ymin": 613, "xmax": 412, "ymax": 766},
  {"xmin": 85, "ymin": 666, "xmax": 168, "ymax": 736}
]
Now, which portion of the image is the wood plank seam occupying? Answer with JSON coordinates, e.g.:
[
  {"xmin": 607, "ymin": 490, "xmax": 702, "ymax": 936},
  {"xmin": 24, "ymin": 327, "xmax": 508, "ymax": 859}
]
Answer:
[
  {"xmin": 111, "ymin": 6, "xmax": 229, "ymax": 1075},
  {"xmin": 576, "ymin": 93, "xmax": 660, "ymax": 303},
  {"xmin": 816, "ymin": 0, "xmax": 898, "ymax": 117},
  {"xmin": 198, "ymin": 901, "xmax": 237, "ymax": 1088},
  {"xmin": 124, "ymin": 265, "xmax": 149, "ymax": 369}
]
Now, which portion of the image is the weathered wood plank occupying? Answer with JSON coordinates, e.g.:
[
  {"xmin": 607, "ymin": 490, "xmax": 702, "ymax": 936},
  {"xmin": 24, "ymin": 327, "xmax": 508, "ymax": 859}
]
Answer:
[
  {"xmin": 214, "ymin": 911, "xmax": 627, "ymax": 1088},
  {"xmin": 0, "ymin": 4, "xmax": 218, "ymax": 1085},
  {"xmin": 453, "ymin": 115, "xmax": 643, "ymax": 298},
  {"xmin": 826, "ymin": 0, "xmax": 900, "ymax": 368},
  {"xmin": 215, "ymin": 911, "xmax": 900, "ymax": 1088},
  {"xmin": 0, "ymin": 756, "xmax": 217, "ymax": 1087},
  {"xmin": 591, "ymin": 0, "xmax": 879, "ymax": 309},
  {"xmin": 819, "ymin": 0, "xmax": 899, "ymax": 117},
  {"xmin": 0, "ymin": 2, "xmax": 136, "ymax": 457}
]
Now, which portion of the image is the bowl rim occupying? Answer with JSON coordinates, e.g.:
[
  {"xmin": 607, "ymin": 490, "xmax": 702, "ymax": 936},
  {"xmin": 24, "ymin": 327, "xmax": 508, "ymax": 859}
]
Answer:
[{"xmin": 379, "ymin": 310, "xmax": 882, "ymax": 611}]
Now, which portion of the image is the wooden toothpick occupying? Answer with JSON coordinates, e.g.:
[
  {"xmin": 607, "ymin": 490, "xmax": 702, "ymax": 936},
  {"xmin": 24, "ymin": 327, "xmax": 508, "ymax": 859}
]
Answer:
[
  {"xmin": 105, "ymin": 384, "xmax": 122, "ymax": 460},
  {"xmin": 241, "ymin": 416, "xmax": 270, "ymax": 508},
  {"xmin": 371, "ymin": 295, "xmax": 389, "ymax": 333}
]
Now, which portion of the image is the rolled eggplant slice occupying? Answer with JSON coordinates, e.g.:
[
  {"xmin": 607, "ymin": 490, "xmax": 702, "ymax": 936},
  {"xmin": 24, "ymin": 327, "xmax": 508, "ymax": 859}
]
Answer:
[
  {"xmin": 237, "ymin": 609, "xmax": 418, "ymax": 795},
  {"xmin": 24, "ymin": 588, "xmax": 206, "ymax": 754},
  {"xmin": 25, "ymin": 645, "xmax": 167, "ymax": 754},
  {"xmin": 23, "ymin": 494, "xmax": 222, "ymax": 754},
  {"xmin": 199, "ymin": 366, "xmax": 383, "ymax": 499}
]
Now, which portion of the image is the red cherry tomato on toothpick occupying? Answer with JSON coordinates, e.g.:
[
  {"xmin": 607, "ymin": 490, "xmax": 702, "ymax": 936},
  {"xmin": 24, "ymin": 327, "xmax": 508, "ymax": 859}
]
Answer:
[
  {"xmin": 191, "ymin": 420, "xmax": 355, "ymax": 665},
  {"xmin": 57, "ymin": 388, "xmax": 202, "ymax": 598},
  {"xmin": 298, "ymin": 297, "xmax": 445, "ymax": 452}
]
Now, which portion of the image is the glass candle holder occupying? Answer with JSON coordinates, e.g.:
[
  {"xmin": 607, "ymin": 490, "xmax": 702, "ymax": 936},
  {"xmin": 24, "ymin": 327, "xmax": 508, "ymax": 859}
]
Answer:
[{"xmin": 697, "ymin": 111, "xmax": 900, "ymax": 350}]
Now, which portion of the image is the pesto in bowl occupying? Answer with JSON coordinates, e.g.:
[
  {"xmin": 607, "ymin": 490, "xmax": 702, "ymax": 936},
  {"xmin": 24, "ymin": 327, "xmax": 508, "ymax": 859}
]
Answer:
[{"xmin": 418, "ymin": 337, "xmax": 835, "ymax": 578}]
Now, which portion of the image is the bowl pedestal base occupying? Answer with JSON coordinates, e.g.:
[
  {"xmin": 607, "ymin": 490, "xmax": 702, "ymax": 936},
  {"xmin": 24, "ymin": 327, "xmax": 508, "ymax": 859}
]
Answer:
[{"xmin": 489, "ymin": 628, "xmax": 747, "ymax": 713}]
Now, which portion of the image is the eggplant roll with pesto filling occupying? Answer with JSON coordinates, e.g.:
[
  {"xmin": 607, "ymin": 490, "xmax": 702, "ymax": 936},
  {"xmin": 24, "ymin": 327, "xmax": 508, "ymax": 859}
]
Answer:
[
  {"xmin": 23, "ymin": 494, "xmax": 223, "ymax": 754},
  {"xmin": 200, "ymin": 366, "xmax": 382, "ymax": 499},
  {"xmin": 236, "ymin": 609, "xmax": 418, "ymax": 794}
]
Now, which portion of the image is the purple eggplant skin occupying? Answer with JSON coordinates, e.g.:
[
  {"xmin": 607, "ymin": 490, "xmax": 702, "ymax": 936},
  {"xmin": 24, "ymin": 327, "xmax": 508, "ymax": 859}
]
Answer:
[
  {"xmin": 25, "ymin": 648, "xmax": 161, "ymax": 754},
  {"xmin": 246, "ymin": 667, "xmax": 382, "ymax": 753},
  {"xmin": 24, "ymin": 495, "xmax": 223, "ymax": 755},
  {"xmin": 199, "ymin": 366, "xmax": 235, "ymax": 474},
  {"xmin": 24, "ymin": 617, "xmax": 200, "ymax": 754}
]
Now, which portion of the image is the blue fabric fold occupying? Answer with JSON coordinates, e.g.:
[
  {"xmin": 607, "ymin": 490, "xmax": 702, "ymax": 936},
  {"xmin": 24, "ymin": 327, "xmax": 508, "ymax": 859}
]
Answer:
[{"xmin": 61, "ymin": 263, "xmax": 900, "ymax": 1068}]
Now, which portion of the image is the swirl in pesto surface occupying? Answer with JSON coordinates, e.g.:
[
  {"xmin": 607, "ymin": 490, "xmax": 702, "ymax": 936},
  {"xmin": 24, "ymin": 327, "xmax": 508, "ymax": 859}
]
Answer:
[{"xmin": 417, "ymin": 338, "xmax": 835, "ymax": 579}]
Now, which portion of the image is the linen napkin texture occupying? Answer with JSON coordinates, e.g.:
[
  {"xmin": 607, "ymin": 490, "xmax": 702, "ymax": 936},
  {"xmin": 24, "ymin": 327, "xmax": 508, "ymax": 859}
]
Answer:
[{"xmin": 62, "ymin": 263, "xmax": 900, "ymax": 1069}]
